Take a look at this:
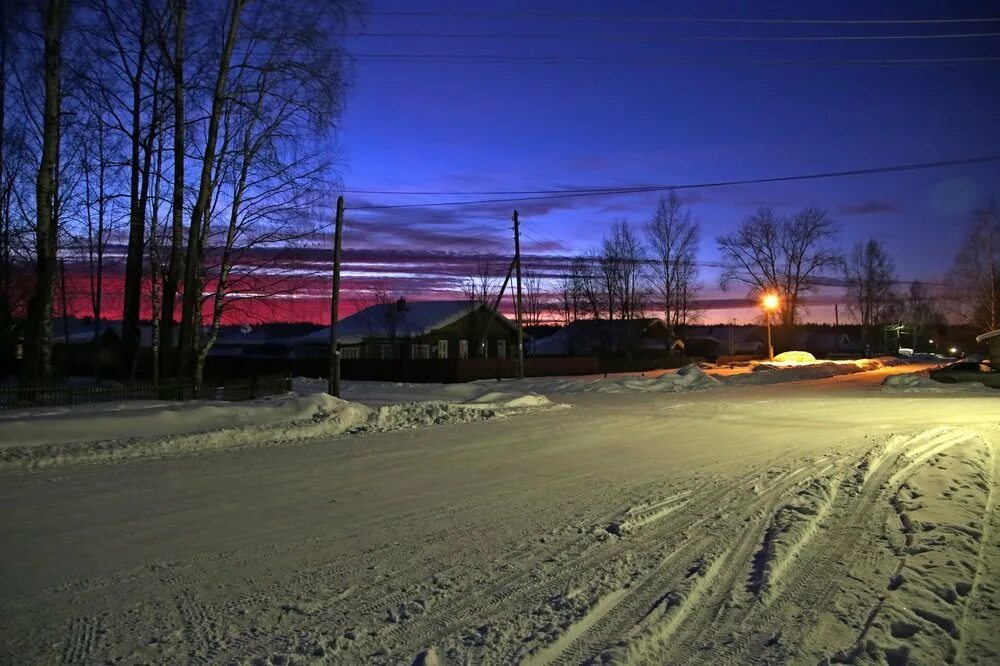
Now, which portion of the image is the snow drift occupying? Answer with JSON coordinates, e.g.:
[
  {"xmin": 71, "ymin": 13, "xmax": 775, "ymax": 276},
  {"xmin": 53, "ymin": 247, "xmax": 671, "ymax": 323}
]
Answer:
[{"xmin": 0, "ymin": 391, "xmax": 557, "ymax": 470}]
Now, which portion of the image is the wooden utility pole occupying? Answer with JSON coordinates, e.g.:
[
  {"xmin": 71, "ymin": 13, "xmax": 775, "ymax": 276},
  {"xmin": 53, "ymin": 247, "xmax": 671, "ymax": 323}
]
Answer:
[
  {"xmin": 512, "ymin": 210, "xmax": 524, "ymax": 379},
  {"xmin": 328, "ymin": 196, "xmax": 345, "ymax": 397}
]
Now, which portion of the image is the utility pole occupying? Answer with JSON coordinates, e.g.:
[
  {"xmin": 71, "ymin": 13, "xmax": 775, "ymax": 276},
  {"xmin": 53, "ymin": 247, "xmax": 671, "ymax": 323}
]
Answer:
[
  {"xmin": 512, "ymin": 210, "xmax": 524, "ymax": 379},
  {"xmin": 834, "ymin": 303, "xmax": 839, "ymax": 327},
  {"xmin": 766, "ymin": 310, "xmax": 774, "ymax": 361},
  {"xmin": 328, "ymin": 196, "xmax": 344, "ymax": 397}
]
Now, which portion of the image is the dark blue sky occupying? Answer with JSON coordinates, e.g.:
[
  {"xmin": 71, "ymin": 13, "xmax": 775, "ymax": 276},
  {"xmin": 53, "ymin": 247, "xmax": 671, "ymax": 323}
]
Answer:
[{"xmin": 330, "ymin": 1, "xmax": 1000, "ymax": 323}]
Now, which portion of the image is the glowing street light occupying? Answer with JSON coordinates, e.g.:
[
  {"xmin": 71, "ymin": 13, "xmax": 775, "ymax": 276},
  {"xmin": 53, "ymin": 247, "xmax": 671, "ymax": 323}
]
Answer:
[{"xmin": 762, "ymin": 293, "xmax": 779, "ymax": 361}]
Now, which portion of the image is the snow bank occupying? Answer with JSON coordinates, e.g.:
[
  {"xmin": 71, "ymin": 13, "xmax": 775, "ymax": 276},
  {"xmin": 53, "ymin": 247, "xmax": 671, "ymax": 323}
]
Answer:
[
  {"xmin": 881, "ymin": 373, "xmax": 994, "ymax": 392},
  {"xmin": 487, "ymin": 364, "xmax": 720, "ymax": 395},
  {"xmin": 772, "ymin": 350, "xmax": 816, "ymax": 363},
  {"xmin": 729, "ymin": 361, "xmax": 867, "ymax": 385},
  {"xmin": 0, "ymin": 391, "xmax": 557, "ymax": 470}
]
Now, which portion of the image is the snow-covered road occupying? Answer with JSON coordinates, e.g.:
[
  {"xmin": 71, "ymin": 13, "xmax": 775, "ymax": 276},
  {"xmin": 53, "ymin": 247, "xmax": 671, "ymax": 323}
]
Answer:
[{"xmin": 1, "ymin": 363, "xmax": 998, "ymax": 664}]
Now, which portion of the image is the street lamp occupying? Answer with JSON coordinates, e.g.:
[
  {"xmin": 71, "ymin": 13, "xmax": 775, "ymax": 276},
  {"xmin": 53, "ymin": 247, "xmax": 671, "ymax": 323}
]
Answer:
[{"xmin": 762, "ymin": 293, "xmax": 779, "ymax": 361}]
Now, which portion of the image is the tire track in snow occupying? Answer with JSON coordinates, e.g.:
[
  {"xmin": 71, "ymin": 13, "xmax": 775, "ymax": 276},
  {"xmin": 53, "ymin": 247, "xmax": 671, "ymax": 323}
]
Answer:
[
  {"xmin": 711, "ymin": 426, "xmax": 973, "ymax": 665},
  {"xmin": 386, "ymin": 462, "xmax": 787, "ymax": 664},
  {"xmin": 955, "ymin": 430, "xmax": 999, "ymax": 664},
  {"xmin": 521, "ymin": 455, "xmax": 839, "ymax": 665},
  {"xmin": 209, "ymin": 478, "xmax": 649, "ymax": 664}
]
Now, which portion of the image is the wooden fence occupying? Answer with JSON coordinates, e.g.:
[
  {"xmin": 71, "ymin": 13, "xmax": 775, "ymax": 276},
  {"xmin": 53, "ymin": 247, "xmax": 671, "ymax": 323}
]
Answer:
[{"xmin": 0, "ymin": 374, "xmax": 291, "ymax": 410}]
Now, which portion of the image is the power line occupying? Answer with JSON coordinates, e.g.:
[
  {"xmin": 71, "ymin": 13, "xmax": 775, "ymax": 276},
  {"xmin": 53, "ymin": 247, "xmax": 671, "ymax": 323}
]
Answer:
[
  {"xmin": 350, "ymin": 30, "xmax": 1000, "ymax": 42},
  {"xmin": 355, "ymin": 54, "xmax": 1000, "ymax": 66},
  {"xmin": 368, "ymin": 11, "xmax": 1000, "ymax": 26},
  {"xmin": 346, "ymin": 154, "xmax": 1000, "ymax": 210}
]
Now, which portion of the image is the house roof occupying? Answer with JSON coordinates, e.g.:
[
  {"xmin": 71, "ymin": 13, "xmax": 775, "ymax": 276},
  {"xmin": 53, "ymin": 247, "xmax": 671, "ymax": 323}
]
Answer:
[
  {"xmin": 976, "ymin": 328, "xmax": 1000, "ymax": 343},
  {"xmin": 533, "ymin": 318, "xmax": 674, "ymax": 355},
  {"xmin": 679, "ymin": 325, "xmax": 761, "ymax": 344},
  {"xmin": 293, "ymin": 300, "xmax": 518, "ymax": 346}
]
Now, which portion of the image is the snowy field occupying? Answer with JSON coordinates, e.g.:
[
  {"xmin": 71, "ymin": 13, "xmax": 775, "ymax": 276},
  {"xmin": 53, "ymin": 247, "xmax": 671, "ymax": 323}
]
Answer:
[{"xmin": 1, "ymin": 360, "xmax": 999, "ymax": 664}]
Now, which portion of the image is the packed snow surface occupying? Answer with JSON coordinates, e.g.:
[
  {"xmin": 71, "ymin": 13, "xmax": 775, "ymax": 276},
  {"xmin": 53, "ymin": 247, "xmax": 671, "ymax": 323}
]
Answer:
[{"xmin": 2, "ymin": 361, "xmax": 998, "ymax": 665}]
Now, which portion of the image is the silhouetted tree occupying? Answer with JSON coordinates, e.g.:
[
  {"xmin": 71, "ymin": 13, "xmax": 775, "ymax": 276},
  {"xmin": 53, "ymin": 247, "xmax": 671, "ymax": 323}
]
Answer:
[
  {"xmin": 646, "ymin": 191, "xmax": 700, "ymax": 328},
  {"xmin": 717, "ymin": 206, "xmax": 842, "ymax": 326},
  {"xmin": 948, "ymin": 202, "xmax": 1000, "ymax": 333},
  {"xmin": 844, "ymin": 238, "xmax": 896, "ymax": 344}
]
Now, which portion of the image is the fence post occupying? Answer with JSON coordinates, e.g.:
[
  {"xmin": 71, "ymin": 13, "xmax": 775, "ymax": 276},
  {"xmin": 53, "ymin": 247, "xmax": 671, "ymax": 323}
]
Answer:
[
  {"xmin": 250, "ymin": 375, "xmax": 258, "ymax": 400},
  {"xmin": 65, "ymin": 384, "xmax": 73, "ymax": 406}
]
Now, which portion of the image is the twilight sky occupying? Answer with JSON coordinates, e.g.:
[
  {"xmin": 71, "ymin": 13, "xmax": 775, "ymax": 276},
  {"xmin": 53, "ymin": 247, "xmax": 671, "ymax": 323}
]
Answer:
[
  {"xmin": 67, "ymin": 1, "xmax": 1000, "ymax": 325},
  {"xmin": 318, "ymin": 0, "xmax": 1000, "ymax": 325}
]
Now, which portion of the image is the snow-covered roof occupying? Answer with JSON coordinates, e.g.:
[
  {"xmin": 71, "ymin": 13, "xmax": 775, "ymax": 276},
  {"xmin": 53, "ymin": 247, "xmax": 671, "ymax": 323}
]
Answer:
[
  {"xmin": 292, "ymin": 300, "xmax": 517, "ymax": 346},
  {"xmin": 976, "ymin": 328, "xmax": 1000, "ymax": 343},
  {"xmin": 533, "ymin": 318, "xmax": 674, "ymax": 355}
]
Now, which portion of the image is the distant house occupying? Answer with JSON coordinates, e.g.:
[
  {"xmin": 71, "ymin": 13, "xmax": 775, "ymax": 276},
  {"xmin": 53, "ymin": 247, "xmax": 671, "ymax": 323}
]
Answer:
[
  {"xmin": 291, "ymin": 299, "xmax": 521, "ymax": 360},
  {"xmin": 533, "ymin": 318, "xmax": 680, "ymax": 357},
  {"xmin": 788, "ymin": 330, "xmax": 867, "ymax": 358},
  {"xmin": 210, "ymin": 323, "xmax": 323, "ymax": 358},
  {"xmin": 679, "ymin": 325, "xmax": 765, "ymax": 361},
  {"xmin": 977, "ymin": 328, "xmax": 1000, "ymax": 365}
]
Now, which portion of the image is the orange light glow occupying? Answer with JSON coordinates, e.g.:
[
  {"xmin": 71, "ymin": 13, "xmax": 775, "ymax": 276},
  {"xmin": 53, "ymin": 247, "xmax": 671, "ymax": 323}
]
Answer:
[{"xmin": 762, "ymin": 293, "xmax": 780, "ymax": 310}]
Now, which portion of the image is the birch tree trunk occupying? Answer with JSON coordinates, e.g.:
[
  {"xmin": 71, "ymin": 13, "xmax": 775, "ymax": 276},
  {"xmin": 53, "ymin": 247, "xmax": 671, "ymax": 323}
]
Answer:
[
  {"xmin": 24, "ymin": 0, "xmax": 66, "ymax": 381},
  {"xmin": 177, "ymin": 0, "xmax": 244, "ymax": 381}
]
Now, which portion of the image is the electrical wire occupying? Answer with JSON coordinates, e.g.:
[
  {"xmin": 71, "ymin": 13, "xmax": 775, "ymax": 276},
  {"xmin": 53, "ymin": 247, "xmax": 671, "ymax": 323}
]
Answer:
[
  {"xmin": 354, "ymin": 54, "xmax": 1000, "ymax": 65},
  {"xmin": 367, "ymin": 11, "xmax": 1000, "ymax": 26},
  {"xmin": 346, "ymin": 155, "xmax": 1000, "ymax": 210},
  {"xmin": 350, "ymin": 30, "xmax": 1000, "ymax": 42}
]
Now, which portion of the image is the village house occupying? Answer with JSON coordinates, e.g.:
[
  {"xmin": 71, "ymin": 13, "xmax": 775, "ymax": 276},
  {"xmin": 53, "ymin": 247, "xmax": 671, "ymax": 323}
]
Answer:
[
  {"xmin": 533, "ymin": 318, "xmax": 681, "ymax": 357},
  {"xmin": 679, "ymin": 325, "xmax": 766, "ymax": 361},
  {"xmin": 291, "ymin": 299, "xmax": 521, "ymax": 361}
]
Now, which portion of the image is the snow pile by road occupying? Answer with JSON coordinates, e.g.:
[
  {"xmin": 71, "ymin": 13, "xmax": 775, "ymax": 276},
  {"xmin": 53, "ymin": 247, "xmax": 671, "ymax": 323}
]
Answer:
[
  {"xmin": 724, "ymin": 358, "xmax": 887, "ymax": 386},
  {"xmin": 881, "ymin": 373, "xmax": 995, "ymax": 392},
  {"xmin": 772, "ymin": 350, "xmax": 817, "ymax": 363},
  {"xmin": 0, "ymin": 391, "xmax": 557, "ymax": 470},
  {"xmin": 484, "ymin": 363, "xmax": 721, "ymax": 395}
]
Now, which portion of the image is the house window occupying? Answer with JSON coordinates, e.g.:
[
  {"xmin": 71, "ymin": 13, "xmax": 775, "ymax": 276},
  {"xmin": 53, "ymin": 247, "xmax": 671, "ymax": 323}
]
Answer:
[
  {"xmin": 340, "ymin": 347, "xmax": 359, "ymax": 360},
  {"xmin": 496, "ymin": 340, "xmax": 506, "ymax": 359},
  {"xmin": 458, "ymin": 340, "xmax": 468, "ymax": 359},
  {"xmin": 365, "ymin": 343, "xmax": 392, "ymax": 359},
  {"xmin": 411, "ymin": 344, "xmax": 430, "ymax": 359},
  {"xmin": 438, "ymin": 340, "xmax": 448, "ymax": 359}
]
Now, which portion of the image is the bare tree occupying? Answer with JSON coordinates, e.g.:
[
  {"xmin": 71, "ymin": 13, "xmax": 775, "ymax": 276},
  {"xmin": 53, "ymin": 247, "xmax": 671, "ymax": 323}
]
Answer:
[
  {"xmin": 521, "ymin": 268, "xmax": 544, "ymax": 327},
  {"xmin": 158, "ymin": 0, "xmax": 185, "ymax": 374},
  {"xmin": 948, "ymin": 202, "xmax": 1000, "ymax": 333},
  {"xmin": 461, "ymin": 260, "xmax": 504, "ymax": 307},
  {"xmin": 356, "ymin": 278, "xmax": 406, "ymax": 341},
  {"xmin": 178, "ymin": 0, "xmax": 356, "ymax": 380},
  {"xmin": 646, "ymin": 191, "xmax": 700, "ymax": 328},
  {"xmin": 73, "ymin": 0, "xmax": 168, "ymax": 377},
  {"xmin": 176, "ymin": 0, "xmax": 246, "ymax": 379},
  {"xmin": 904, "ymin": 280, "xmax": 944, "ymax": 346},
  {"xmin": 844, "ymin": 238, "xmax": 896, "ymax": 345},
  {"xmin": 550, "ymin": 257, "xmax": 587, "ymax": 325},
  {"xmin": 187, "ymin": 1, "xmax": 352, "ymax": 383},
  {"xmin": 717, "ymin": 206, "xmax": 842, "ymax": 326},
  {"xmin": 598, "ymin": 220, "xmax": 646, "ymax": 320}
]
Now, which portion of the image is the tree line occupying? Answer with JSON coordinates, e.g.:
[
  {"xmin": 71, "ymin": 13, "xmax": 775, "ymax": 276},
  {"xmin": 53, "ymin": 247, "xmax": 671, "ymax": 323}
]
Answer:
[
  {"xmin": 519, "ymin": 193, "xmax": 1000, "ymax": 347},
  {"xmin": 1, "ymin": 0, "xmax": 358, "ymax": 383}
]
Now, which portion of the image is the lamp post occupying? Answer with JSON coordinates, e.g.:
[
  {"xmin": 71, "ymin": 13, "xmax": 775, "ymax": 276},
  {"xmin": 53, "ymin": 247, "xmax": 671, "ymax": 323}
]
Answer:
[{"xmin": 762, "ymin": 293, "xmax": 779, "ymax": 361}]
